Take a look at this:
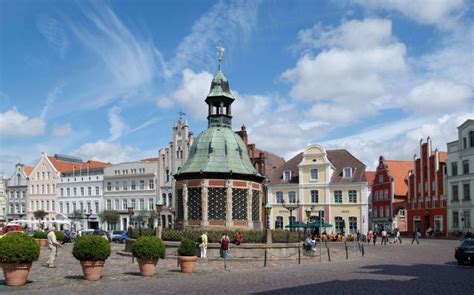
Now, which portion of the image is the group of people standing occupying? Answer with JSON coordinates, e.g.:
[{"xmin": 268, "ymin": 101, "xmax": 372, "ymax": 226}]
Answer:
[
  {"xmin": 366, "ymin": 228, "xmax": 403, "ymax": 245},
  {"xmin": 198, "ymin": 231, "xmax": 243, "ymax": 270}
]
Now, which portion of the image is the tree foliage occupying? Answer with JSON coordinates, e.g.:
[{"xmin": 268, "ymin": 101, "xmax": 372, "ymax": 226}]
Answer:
[{"xmin": 33, "ymin": 210, "xmax": 47, "ymax": 220}]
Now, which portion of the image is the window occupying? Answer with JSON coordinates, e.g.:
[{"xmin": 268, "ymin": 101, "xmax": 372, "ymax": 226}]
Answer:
[
  {"xmin": 334, "ymin": 190, "xmax": 342, "ymax": 203},
  {"xmin": 66, "ymin": 202, "xmax": 70, "ymax": 214},
  {"xmin": 88, "ymin": 187, "xmax": 92, "ymax": 196},
  {"xmin": 80, "ymin": 202, "xmax": 84, "ymax": 212},
  {"xmin": 385, "ymin": 206, "xmax": 390, "ymax": 218},
  {"xmin": 384, "ymin": 189, "xmax": 389, "ymax": 200},
  {"xmin": 59, "ymin": 202, "xmax": 63, "ymax": 213},
  {"xmin": 139, "ymin": 199, "xmax": 144, "ymax": 210},
  {"xmin": 72, "ymin": 202, "xmax": 76, "ymax": 212},
  {"xmin": 470, "ymin": 131, "xmax": 474, "ymax": 147},
  {"xmin": 452, "ymin": 185, "xmax": 459, "ymax": 201},
  {"xmin": 131, "ymin": 180, "xmax": 136, "ymax": 190},
  {"xmin": 96, "ymin": 186, "xmax": 100, "ymax": 195},
  {"xmin": 123, "ymin": 181, "xmax": 128, "ymax": 190},
  {"xmin": 452, "ymin": 162, "xmax": 458, "ymax": 176},
  {"xmin": 73, "ymin": 187, "xmax": 77, "ymax": 196},
  {"xmin": 379, "ymin": 206, "xmax": 383, "ymax": 217},
  {"xmin": 139, "ymin": 180, "xmax": 145, "ymax": 190},
  {"xmin": 166, "ymin": 170, "xmax": 170, "ymax": 182},
  {"xmin": 343, "ymin": 167, "xmax": 352, "ymax": 178},
  {"xmin": 463, "ymin": 210, "xmax": 471, "ymax": 228},
  {"xmin": 60, "ymin": 188, "xmax": 64, "ymax": 196},
  {"xmin": 47, "ymin": 172, "xmax": 50, "ymax": 180},
  {"xmin": 349, "ymin": 217, "xmax": 357, "ymax": 234},
  {"xmin": 41, "ymin": 185, "xmax": 45, "ymax": 194},
  {"xmin": 310, "ymin": 169, "xmax": 318, "ymax": 180},
  {"xmin": 80, "ymin": 187, "xmax": 84, "ymax": 196},
  {"xmin": 283, "ymin": 170, "xmax": 292, "ymax": 181},
  {"xmin": 51, "ymin": 201, "xmax": 55, "ymax": 212},
  {"xmin": 399, "ymin": 209, "xmax": 405, "ymax": 217},
  {"xmin": 122, "ymin": 199, "xmax": 128, "ymax": 210},
  {"xmin": 148, "ymin": 198, "xmax": 154, "ymax": 210},
  {"xmin": 149, "ymin": 179, "xmax": 154, "ymax": 190},
  {"xmin": 276, "ymin": 191, "xmax": 284, "ymax": 203},
  {"xmin": 310, "ymin": 190, "xmax": 319, "ymax": 203},
  {"xmin": 87, "ymin": 202, "xmax": 91, "ymax": 213},
  {"xmin": 463, "ymin": 160, "xmax": 469, "ymax": 174},
  {"xmin": 463, "ymin": 137, "xmax": 467, "ymax": 149},
  {"xmin": 106, "ymin": 200, "xmax": 112, "ymax": 210},
  {"xmin": 115, "ymin": 181, "xmax": 119, "ymax": 191},
  {"xmin": 379, "ymin": 175, "xmax": 383, "ymax": 183},
  {"xmin": 114, "ymin": 199, "xmax": 119, "ymax": 210},
  {"xmin": 335, "ymin": 217, "xmax": 344, "ymax": 233},
  {"xmin": 46, "ymin": 184, "xmax": 50, "ymax": 194},
  {"xmin": 275, "ymin": 216, "xmax": 283, "ymax": 229},
  {"xmin": 373, "ymin": 206, "xmax": 378, "ymax": 218},
  {"xmin": 288, "ymin": 191, "xmax": 296, "ymax": 203},
  {"xmin": 168, "ymin": 193, "xmax": 173, "ymax": 207},
  {"xmin": 107, "ymin": 182, "xmax": 112, "ymax": 191},
  {"xmin": 349, "ymin": 190, "xmax": 357, "ymax": 203},
  {"xmin": 131, "ymin": 199, "xmax": 136, "ymax": 209},
  {"xmin": 95, "ymin": 202, "xmax": 99, "ymax": 214},
  {"xmin": 452, "ymin": 211, "xmax": 459, "ymax": 228},
  {"xmin": 464, "ymin": 183, "xmax": 471, "ymax": 201}
]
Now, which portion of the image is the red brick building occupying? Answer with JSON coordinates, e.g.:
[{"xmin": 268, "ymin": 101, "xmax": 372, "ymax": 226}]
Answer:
[
  {"xmin": 371, "ymin": 156, "xmax": 413, "ymax": 233},
  {"xmin": 407, "ymin": 137, "xmax": 447, "ymax": 236}
]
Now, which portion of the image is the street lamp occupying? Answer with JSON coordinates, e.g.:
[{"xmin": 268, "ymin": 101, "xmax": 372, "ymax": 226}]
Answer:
[
  {"xmin": 84, "ymin": 210, "xmax": 91, "ymax": 230},
  {"xmin": 155, "ymin": 200, "xmax": 164, "ymax": 238},
  {"xmin": 127, "ymin": 207, "xmax": 134, "ymax": 238},
  {"xmin": 282, "ymin": 199, "xmax": 300, "ymax": 232},
  {"xmin": 305, "ymin": 207, "xmax": 312, "ymax": 236},
  {"xmin": 318, "ymin": 210, "xmax": 323, "ymax": 262},
  {"xmin": 265, "ymin": 203, "xmax": 272, "ymax": 244}
]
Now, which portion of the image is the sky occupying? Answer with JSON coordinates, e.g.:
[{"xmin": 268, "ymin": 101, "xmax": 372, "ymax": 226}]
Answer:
[{"xmin": 0, "ymin": 0, "xmax": 473, "ymax": 177}]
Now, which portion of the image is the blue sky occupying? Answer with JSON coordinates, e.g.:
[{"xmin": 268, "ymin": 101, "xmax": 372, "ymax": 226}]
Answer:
[{"xmin": 0, "ymin": 0, "xmax": 473, "ymax": 177}]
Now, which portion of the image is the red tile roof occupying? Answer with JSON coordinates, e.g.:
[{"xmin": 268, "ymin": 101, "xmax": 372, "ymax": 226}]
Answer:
[
  {"xmin": 48, "ymin": 157, "xmax": 111, "ymax": 173},
  {"xmin": 384, "ymin": 160, "xmax": 414, "ymax": 196},
  {"xmin": 438, "ymin": 151, "xmax": 447, "ymax": 163},
  {"xmin": 365, "ymin": 171, "xmax": 376, "ymax": 188},
  {"xmin": 141, "ymin": 157, "xmax": 160, "ymax": 162},
  {"xmin": 23, "ymin": 166, "xmax": 33, "ymax": 176}
]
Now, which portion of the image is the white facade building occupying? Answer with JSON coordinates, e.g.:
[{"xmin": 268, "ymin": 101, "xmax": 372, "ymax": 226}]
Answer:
[
  {"xmin": 103, "ymin": 160, "xmax": 158, "ymax": 231},
  {"xmin": 447, "ymin": 119, "xmax": 474, "ymax": 235},
  {"xmin": 5, "ymin": 164, "xmax": 31, "ymax": 221},
  {"xmin": 0, "ymin": 173, "xmax": 7, "ymax": 223},
  {"xmin": 158, "ymin": 119, "xmax": 193, "ymax": 229}
]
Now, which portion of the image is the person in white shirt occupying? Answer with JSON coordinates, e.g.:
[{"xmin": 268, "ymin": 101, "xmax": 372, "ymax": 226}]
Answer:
[{"xmin": 46, "ymin": 225, "xmax": 61, "ymax": 268}]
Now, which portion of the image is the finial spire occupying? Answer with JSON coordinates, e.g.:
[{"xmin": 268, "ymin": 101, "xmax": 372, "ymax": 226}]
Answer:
[
  {"xmin": 178, "ymin": 111, "xmax": 186, "ymax": 120},
  {"xmin": 217, "ymin": 44, "xmax": 225, "ymax": 71}
]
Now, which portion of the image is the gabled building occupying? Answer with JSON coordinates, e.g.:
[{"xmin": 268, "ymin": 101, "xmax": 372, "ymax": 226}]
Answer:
[
  {"xmin": 446, "ymin": 119, "xmax": 474, "ymax": 235},
  {"xmin": 158, "ymin": 118, "xmax": 193, "ymax": 229},
  {"xmin": 267, "ymin": 145, "xmax": 369, "ymax": 235},
  {"xmin": 365, "ymin": 171, "xmax": 375, "ymax": 230},
  {"xmin": 407, "ymin": 137, "xmax": 447, "ymax": 235},
  {"xmin": 371, "ymin": 156, "xmax": 413, "ymax": 233},
  {"xmin": 6, "ymin": 163, "xmax": 32, "ymax": 221}
]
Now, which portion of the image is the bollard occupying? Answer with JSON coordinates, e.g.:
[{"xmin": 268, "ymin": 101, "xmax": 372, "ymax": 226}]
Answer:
[
  {"xmin": 327, "ymin": 247, "xmax": 331, "ymax": 262},
  {"xmin": 264, "ymin": 249, "xmax": 267, "ymax": 268},
  {"xmin": 361, "ymin": 244, "xmax": 365, "ymax": 257},
  {"xmin": 298, "ymin": 247, "xmax": 301, "ymax": 264},
  {"xmin": 345, "ymin": 245, "xmax": 348, "ymax": 260}
]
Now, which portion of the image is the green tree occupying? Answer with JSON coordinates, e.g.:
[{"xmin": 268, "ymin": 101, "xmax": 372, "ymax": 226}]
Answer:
[
  {"xmin": 98, "ymin": 210, "xmax": 120, "ymax": 225},
  {"xmin": 70, "ymin": 210, "xmax": 84, "ymax": 222},
  {"xmin": 33, "ymin": 210, "xmax": 47, "ymax": 220}
]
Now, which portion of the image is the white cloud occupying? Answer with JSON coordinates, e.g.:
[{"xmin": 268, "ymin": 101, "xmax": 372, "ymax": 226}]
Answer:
[
  {"xmin": 40, "ymin": 86, "xmax": 62, "ymax": 120},
  {"xmin": 353, "ymin": 0, "xmax": 468, "ymax": 28},
  {"xmin": 0, "ymin": 108, "xmax": 45, "ymax": 137},
  {"xmin": 156, "ymin": 97, "xmax": 174, "ymax": 109},
  {"xmin": 37, "ymin": 15, "xmax": 70, "ymax": 57},
  {"xmin": 53, "ymin": 123, "xmax": 72, "ymax": 137},
  {"xmin": 400, "ymin": 80, "xmax": 472, "ymax": 114},
  {"xmin": 74, "ymin": 140, "xmax": 138, "ymax": 164},
  {"xmin": 108, "ymin": 106, "xmax": 129, "ymax": 141}
]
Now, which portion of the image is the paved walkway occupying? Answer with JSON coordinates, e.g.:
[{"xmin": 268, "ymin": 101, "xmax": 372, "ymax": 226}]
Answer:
[{"xmin": 2, "ymin": 239, "xmax": 473, "ymax": 294}]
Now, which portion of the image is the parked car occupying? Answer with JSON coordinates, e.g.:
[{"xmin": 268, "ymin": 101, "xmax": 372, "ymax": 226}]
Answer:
[
  {"xmin": 455, "ymin": 238, "xmax": 474, "ymax": 265},
  {"xmin": 93, "ymin": 229, "xmax": 110, "ymax": 242},
  {"xmin": 109, "ymin": 230, "xmax": 125, "ymax": 242},
  {"xmin": 61, "ymin": 230, "xmax": 77, "ymax": 243},
  {"xmin": 115, "ymin": 231, "xmax": 128, "ymax": 243}
]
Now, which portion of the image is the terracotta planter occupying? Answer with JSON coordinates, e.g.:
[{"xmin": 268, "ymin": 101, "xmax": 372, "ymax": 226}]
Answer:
[
  {"xmin": 137, "ymin": 259, "xmax": 158, "ymax": 277},
  {"xmin": 2, "ymin": 263, "xmax": 32, "ymax": 286},
  {"xmin": 35, "ymin": 239, "xmax": 48, "ymax": 247},
  {"xmin": 178, "ymin": 256, "xmax": 197, "ymax": 273},
  {"xmin": 80, "ymin": 260, "xmax": 105, "ymax": 281}
]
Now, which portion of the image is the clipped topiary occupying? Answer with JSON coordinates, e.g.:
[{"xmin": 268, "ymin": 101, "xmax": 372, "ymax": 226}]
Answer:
[
  {"xmin": 178, "ymin": 238, "xmax": 197, "ymax": 257},
  {"xmin": 72, "ymin": 235, "xmax": 111, "ymax": 261},
  {"xmin": 0, "ymin": 232, "xmax": 40, "ymax": 264},
  {"xmin": 55, "ymin": 231, "xmax": 65, "ymax": 242},
  {"xmin": 132, "ymin": 236, "xmax": 166, "ymax": 260},
  {"xmin": 33, "ymin": 231, "xmax": 47, "ymax": 239}
]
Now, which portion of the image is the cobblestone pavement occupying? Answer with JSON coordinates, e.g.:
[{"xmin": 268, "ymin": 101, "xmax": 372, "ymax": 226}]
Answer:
[{"xmin": 2, "ymin": 239, "xmax": 473, "ymax": 294}]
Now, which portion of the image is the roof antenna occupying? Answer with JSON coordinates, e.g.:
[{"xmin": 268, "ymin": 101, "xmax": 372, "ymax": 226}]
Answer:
[{"xmin": 216, "ymin": 41, "xmax": 225, "ymax": 71}]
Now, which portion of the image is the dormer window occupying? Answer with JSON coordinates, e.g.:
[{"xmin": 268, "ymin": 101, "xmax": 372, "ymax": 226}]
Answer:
[
  {"xmin": 343, "ymin": 167, "xmax": 352, "ymax": 178},
  {"xmin": 310, "ymin": 168, "xmax": 318, "ymax": 180},
  {"xmin": 283, "ymin": 170, "xmax": 292, "ymax": 181}
]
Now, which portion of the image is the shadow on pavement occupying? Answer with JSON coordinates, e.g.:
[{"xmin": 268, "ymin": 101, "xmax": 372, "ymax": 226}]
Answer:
[
  {"xmin": 253, "ymin": 263, "xmax": 474, "ymax": 295},
  {"xmin": 64, "ymin": 275, "xmax": 84, "ymax": 281},
  {"xmin": 122, "ymin": 272, "xmax": 142, "ymax": 277}
]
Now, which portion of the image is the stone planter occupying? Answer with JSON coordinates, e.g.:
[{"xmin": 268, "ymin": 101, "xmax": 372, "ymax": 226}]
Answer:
[
  {"xmin": 35, "ymin": 239, "xmax": 48, "ymax": 247},
  {"xmin": 137, "ymin": 259, "xmax": 158, "ymax": 277},
  {"xmin": 178, "ymin": 256, "xmax": 197, "ymax": 273},
  {"xmin": 2, "ymin": 263, "xmax": 32, "ymax": 286},
  {"xmin": 80, "ymin": 260, "xmax": 105, "ymax": 281}
]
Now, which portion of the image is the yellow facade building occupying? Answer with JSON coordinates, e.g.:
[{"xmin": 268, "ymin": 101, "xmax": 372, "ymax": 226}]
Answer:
[{"xmin": 268, "ymin": 145, "xmax": 369, "ymax": 235}]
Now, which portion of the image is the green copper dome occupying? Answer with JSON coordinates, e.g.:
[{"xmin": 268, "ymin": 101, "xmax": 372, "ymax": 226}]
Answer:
[{"xmin": 207, "ymin": 70, "xmax": 235, "ymax": 99}]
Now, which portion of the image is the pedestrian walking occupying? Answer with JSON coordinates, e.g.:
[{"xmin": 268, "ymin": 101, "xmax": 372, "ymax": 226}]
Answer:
[
  {"xmin": 373, "ymin": 232, "xmax": 377, "ymax": 245},
  {"xmin": 411, "ymin": 229, "xmax": 420, "ymax": 244},
  {"xmin": 220, "ymin": 233, "xmax": 231, "ymax": 270},
  {"xmin": 393, "ymin": 228, "xmax": 402, "ymax": 244},
  {"xmin": 367, "ymin": 230, "xmax": 373, "ymax": 244},
  {"xmin": 199, "ymin": 232, "xmax": 208, "ymax": 258},
  {"xmin": 356, "ymin": 231, "xmax": 361, "ymax": 242},
  {"xmin": 381, "ymin": 230, "xmax": 387, "ymax": 245},
  {"xmin": 45, "ymin": 225, "xmax": 61, "ymax": 268}
]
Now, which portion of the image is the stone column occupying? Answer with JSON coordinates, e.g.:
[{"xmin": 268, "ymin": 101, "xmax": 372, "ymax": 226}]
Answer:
[
  {"xmin": 226, "ymin": 180, "xmax": 233, "ymax": 227},
  {"xmin": 183, "ymin": 183, "xmax": 188, "ymax": 227},
  {"xmin": 201, "ymin": 179, "xmax": 209, "ymax": 227},
  {"xmin": 247, "ymin": 183, "xmax": 253, "ymax": 228}
]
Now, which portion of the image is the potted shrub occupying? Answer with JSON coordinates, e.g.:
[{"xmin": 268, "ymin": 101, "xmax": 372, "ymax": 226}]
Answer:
[
  {"xmin": 0, "ymin": 233, "xmax": 40, "ymax": 286},
  {"xmin": 33, "ymin": 231, "xmax": 48, "ymax": 247},
  {"xmin": 55, "ymin": 231, "xmax": 65, "ymax": 244},
  {"xmin": 177, "ymin": 238, "xmax": 198, "ymax": 273},
  {"xmin": 131, "ymin": 236, "xmax": 166, "ymax": 277},
  {"xmin": 72, "ymin": 235, "xmax": 111, "ymax": 281}
]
